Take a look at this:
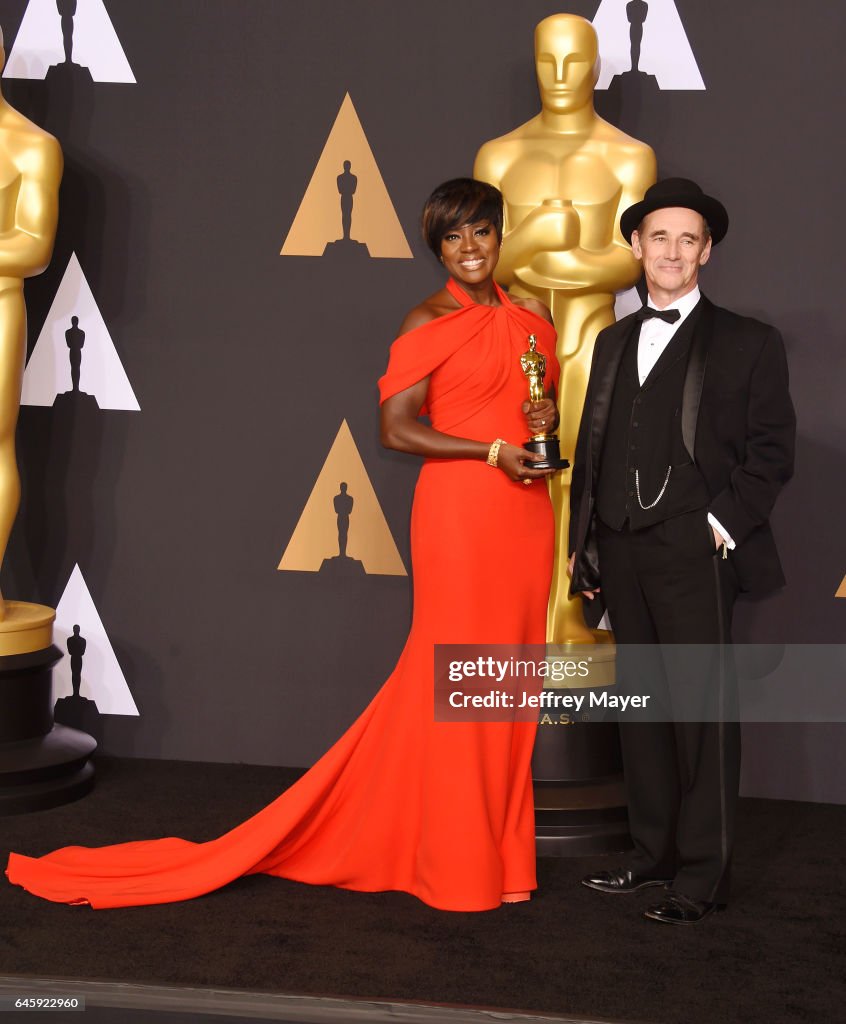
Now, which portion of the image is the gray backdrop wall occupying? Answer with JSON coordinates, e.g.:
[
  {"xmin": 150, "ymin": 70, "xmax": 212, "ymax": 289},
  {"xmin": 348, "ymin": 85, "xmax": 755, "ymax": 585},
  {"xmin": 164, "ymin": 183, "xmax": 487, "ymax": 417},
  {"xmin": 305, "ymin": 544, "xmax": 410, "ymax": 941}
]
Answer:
[{"xmin": 2, "ymin": 0, "xmax": 844, "ymax": 802}]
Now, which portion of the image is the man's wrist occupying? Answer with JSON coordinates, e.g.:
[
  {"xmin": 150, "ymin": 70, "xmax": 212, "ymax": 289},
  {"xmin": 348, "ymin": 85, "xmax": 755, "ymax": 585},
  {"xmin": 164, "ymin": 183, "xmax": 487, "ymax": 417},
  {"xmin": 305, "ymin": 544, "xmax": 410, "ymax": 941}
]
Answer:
[{"xmin": 707, "ymin": 512, "xmax": 735, "ymax": 550}]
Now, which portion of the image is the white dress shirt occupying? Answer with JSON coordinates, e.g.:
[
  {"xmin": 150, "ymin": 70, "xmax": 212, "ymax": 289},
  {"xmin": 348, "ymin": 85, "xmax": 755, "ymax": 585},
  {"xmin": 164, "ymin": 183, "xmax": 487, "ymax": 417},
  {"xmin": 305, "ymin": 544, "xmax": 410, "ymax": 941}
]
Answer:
[
  {"xmin": 637, "ymin": 287, "xmax": 734, "ymax": 550},
  {"xmin": 637, "ymin": 286, "xmax": 701, "ymax": 385}
]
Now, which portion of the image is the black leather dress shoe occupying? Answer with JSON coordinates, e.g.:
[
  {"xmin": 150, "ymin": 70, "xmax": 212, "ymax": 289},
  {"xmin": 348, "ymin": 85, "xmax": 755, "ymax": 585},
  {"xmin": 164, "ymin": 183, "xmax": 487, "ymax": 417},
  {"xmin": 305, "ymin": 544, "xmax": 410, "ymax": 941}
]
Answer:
[
  {"xmin": 643, "ymin": 890, "xmax": 725, "ymax": 924},
  {"xmin": 581, "ymin": 868, "xmax": 672, "ymax": 894}
]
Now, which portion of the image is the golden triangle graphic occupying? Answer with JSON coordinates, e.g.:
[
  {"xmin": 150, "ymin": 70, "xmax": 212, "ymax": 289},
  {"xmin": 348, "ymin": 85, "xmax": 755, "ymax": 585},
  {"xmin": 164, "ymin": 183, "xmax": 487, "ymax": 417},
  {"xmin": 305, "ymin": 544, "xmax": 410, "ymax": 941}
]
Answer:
[
  {"xmin": 837, "ymin": 575, "xmax": 846, "ymax": 598},
  {"xmin": 280, "ymin": 93, "xmax": 412, "ymax": 259},
  {"xmin": 279, "ymin": 420, "xmax": 407, "ymax": 576}
]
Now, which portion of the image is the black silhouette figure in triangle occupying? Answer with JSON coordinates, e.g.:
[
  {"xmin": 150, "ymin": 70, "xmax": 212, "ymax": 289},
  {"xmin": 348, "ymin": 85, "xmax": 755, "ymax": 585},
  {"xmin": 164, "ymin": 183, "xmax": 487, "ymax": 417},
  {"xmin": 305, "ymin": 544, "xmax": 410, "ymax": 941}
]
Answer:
[
  {"xmin": 628, "ymin": 0, "xmax": 648, "ymax": 72},
  {"xmin": 320, "ymin": 482, "xmax": 365, "ymax": 576},
  {"xmin": 45, "ymin": 0, "xmax": 94, "ymax": 85},
  {"xmin": 322, "ymin": 161, "xmax": 371, "ymax": 259},
  {"xmin": 59, "ymin": 0, "xmax": 76, "ymax": 64},
  {"xmin": 596, "ymin": 0, "xmax": 661, "ymax": 136},
  {"xmin": 54, "ymin": 316, "xmax": 96, "ymax": 409},
  {"xmin": 339, "ymin": 161, "xmax": 357, "ymax": 242},
  {"xmin": 54, "ymin": 624, "xmax": 102, "ymax": 740},
  {"xmin": 335, "ymin": 481, "xmax": 353, "ymax": 557},
  {"xmin": 65, "ymin": 315, "xmax": 86, "ymax": 394},
  {"xmin": 68, "ymin": 623, "xmax": 86, "ymax": 696}
]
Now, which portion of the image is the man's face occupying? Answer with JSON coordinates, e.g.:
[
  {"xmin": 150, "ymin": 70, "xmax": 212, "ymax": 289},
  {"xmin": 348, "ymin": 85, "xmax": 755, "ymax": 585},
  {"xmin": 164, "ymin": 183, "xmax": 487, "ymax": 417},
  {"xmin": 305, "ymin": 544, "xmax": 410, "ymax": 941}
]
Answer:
[
  {"xmin": 631, "ymin": 208, "xmax": 712, "ymax": 305},
  {"xmin": 534, "ymin": 17, "xmax": 598, "ymax": 114}
]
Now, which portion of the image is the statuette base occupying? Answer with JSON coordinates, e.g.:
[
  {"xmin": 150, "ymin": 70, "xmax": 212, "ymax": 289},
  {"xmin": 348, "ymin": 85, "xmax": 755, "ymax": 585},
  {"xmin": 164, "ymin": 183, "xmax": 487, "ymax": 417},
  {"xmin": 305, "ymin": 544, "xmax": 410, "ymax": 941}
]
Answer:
[
  {"xmin": 524, "ymin": 437, "xmax": 569, "ymax": 471},
  {"xmin": 0, "ymin": 602, "xmax": 56, "ymax": 657}
]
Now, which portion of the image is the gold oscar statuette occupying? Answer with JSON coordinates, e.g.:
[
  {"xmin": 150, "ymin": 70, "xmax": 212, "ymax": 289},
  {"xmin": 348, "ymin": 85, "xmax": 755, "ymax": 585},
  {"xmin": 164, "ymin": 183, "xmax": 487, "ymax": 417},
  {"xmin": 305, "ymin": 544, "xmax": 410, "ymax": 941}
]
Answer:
[
  {"xmin": 521, "ymin": 334, "xmax": 568, "ymax": 471},
  {"xmin": 0, "ymin": 25, "xmax": 98, "ymax": 817},
  {"xmin": 475, "ymin": 13, "xmax": 656, "ymax": 645},
  {"xmin": 0, "ymin": 26, "xmax": 62, "ymax": 649},
  {"xmin": 474, "ymin": 13, "xmax": 657, "ymax": 852}
]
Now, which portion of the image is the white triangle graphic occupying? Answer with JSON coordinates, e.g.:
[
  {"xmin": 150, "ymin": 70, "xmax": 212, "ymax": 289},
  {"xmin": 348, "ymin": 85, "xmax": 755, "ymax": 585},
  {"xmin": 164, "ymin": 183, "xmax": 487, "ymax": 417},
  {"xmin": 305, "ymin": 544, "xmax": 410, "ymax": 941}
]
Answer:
[
  {"xmin": 4, "ymin": 0, "xmax": 136, "ymax": 83},
  {"xmin": 53, "ymin": 564, "xmax": 139, "ymax": 716},
  {"xmin": 22, "ymin": 252, "xmax": 140, "ymax": 411},
  {"xmin": 593, "ymin": 0, "xmax": 705, "ymax": 90}
]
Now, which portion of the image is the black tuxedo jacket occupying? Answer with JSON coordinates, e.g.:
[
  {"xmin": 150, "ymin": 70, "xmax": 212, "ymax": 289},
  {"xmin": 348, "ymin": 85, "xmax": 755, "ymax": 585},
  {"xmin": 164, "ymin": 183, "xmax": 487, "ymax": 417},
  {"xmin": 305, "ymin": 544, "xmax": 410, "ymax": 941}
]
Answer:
[{"xmin": 568, "ymin": 296, "xmax": 795, "ymax": 595}]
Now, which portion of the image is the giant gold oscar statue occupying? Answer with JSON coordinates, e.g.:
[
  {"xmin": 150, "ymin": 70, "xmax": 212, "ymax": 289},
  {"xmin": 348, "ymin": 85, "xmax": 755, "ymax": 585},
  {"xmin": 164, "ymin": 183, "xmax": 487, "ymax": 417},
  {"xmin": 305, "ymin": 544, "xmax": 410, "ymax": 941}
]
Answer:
[
  {"xmin": 0, "ymin": 24, "xmax": 61, "ymax": 637},
  {"xmin": 475, "ymin": 13, "xmax": 656, "ymax": 646},
  {"xmin": 0, "ymin": 27, "xmax": 94, "ymax": 813},
  {"xmin": 475, "ymin": 13, "xmax": 656, "ymax": 852}
]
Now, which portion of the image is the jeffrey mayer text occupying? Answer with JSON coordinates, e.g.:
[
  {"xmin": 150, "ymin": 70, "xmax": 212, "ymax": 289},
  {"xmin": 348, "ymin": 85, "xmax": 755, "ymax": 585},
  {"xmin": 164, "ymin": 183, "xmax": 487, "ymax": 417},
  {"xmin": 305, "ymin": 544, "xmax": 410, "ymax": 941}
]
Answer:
[{"xmin": 447, "ymin": 690, "xmax": 652, "ymax": 711}]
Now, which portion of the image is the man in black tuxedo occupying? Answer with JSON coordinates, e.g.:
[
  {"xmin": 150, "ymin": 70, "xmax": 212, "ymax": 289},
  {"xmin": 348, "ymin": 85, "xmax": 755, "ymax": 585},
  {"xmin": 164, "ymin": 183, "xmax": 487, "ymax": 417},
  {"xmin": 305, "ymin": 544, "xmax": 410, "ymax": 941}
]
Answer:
[{"xmin": 568, "ymin": 178, "xmax": 795, "ymax": 924}]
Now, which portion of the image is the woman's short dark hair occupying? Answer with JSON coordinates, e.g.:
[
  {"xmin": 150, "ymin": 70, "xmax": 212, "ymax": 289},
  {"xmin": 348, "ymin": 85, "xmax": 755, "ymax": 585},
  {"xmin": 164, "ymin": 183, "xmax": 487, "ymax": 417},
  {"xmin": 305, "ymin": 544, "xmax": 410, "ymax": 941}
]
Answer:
[{"xmin": 421, "ymin": 178, "xmax": 503, "ymax": 258}]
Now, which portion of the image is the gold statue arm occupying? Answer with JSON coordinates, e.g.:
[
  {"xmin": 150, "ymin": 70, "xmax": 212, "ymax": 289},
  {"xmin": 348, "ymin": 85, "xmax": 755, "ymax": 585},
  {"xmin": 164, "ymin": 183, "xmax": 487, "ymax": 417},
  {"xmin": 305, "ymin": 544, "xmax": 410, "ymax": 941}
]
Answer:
[
  {"xmin": 476, "ymin": 145, "xmax": 656, "ymax": 295},
  {"xmin": 0, "ymin": 135, "xmax": 62, "ymax": 280},
  {"xmin": 517, "ymin": 236, "xmax": 640, "ymax": 294},
  {"xmin": 496, "ymin": 206, "xmax": 579, "ymax": 278}
]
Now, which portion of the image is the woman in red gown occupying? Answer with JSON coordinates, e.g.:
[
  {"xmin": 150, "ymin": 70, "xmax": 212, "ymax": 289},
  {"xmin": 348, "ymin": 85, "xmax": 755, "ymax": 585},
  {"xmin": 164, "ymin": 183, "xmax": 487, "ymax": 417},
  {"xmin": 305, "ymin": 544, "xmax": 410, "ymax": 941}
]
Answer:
[{"xmin": 6, "ymin": 179, "xmax": 560, "ymax": 912}]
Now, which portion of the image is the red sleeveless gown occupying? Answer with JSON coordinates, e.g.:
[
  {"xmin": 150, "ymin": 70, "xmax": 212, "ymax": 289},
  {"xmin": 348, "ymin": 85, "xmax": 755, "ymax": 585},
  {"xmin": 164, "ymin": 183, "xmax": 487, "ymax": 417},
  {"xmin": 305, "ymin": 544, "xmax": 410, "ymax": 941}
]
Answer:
[{"xmin": 6, "ymin": 280, "xmax": 559, "ymax": 911}]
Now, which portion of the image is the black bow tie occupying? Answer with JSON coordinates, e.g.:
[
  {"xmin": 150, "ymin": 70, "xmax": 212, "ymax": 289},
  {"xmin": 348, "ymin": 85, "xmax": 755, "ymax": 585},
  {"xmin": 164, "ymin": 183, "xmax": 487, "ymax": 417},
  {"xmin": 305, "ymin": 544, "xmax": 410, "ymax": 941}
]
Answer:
[{"xmin": 635, "ymin": 306, "xmax": 681, "ymax": 324}]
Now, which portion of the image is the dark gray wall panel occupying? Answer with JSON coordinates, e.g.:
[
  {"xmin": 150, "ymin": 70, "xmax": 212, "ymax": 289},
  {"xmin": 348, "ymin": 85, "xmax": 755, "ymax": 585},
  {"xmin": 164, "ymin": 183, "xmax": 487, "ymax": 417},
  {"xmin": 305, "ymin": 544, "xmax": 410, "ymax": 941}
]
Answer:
[{"xmin": 0, "ymin": 1, "xmax": 843, "ymax": 801}]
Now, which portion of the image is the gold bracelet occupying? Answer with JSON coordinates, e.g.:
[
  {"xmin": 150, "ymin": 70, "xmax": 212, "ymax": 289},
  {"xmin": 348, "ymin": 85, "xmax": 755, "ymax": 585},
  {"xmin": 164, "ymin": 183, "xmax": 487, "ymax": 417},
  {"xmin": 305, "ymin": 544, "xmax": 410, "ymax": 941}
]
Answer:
[{"xmin": 487, "ymin": 438, "xmax": 505, "ymax": 467}]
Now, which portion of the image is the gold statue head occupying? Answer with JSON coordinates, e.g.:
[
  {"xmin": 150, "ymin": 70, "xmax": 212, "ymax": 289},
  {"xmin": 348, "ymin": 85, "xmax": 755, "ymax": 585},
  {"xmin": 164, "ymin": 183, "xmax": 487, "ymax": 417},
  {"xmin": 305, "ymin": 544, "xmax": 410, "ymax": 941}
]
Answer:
[{"xmin": 534, "ymin": 14, "xmax": 599, "ymax": 115}]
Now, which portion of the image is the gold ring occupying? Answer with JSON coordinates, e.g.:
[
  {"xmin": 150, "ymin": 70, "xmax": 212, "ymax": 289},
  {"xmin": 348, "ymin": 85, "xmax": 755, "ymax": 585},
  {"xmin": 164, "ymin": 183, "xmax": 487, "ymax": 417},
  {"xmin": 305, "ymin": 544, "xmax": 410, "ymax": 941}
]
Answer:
[{"xmin": 523, "ymin": 479, "xmax": 532, "ymax": 486}]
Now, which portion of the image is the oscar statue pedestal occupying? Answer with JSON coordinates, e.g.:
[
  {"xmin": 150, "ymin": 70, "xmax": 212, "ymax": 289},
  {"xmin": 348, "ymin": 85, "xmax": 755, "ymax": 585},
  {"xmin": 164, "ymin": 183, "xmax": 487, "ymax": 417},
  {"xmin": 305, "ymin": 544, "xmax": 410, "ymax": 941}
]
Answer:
[
  {"xmin": 0, "ymin": 603, "xmax": 96, "ymax": 815},
  {"xmin": 532, "ymin": 630, "xmax": 631, "ymax": 855}
]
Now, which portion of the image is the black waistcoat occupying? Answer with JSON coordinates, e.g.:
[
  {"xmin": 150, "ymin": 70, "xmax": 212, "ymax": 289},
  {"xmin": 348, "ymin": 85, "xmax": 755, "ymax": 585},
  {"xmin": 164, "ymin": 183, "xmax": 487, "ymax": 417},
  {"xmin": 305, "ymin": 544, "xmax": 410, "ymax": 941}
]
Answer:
[{"xmin": 596, "ymin": 311, "xmax": 710, "ymax": 531}]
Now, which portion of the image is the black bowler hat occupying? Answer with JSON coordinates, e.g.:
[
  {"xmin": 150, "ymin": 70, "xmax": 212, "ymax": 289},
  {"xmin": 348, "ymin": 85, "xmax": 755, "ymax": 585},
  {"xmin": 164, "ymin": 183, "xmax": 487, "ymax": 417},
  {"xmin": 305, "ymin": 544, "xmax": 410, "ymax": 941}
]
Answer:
[{"xmin": 620, "ymin": 177, "xmax": 729, "ymax": 245}]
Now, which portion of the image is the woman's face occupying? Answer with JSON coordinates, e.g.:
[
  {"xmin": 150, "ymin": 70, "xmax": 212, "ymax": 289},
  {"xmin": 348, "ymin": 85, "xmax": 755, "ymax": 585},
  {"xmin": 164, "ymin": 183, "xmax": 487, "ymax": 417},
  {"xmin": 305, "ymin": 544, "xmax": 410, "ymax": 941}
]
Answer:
[{"xmin": 439, "ymin": 219, "xmax": 500, "ymax": 285}]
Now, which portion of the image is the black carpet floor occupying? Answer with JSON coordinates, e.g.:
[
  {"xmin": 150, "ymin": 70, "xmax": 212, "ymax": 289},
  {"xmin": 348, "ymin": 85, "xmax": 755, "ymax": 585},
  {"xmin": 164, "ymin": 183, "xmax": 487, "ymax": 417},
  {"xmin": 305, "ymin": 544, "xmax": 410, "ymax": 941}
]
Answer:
[{"xmin": 2, "ymin": 757, "xmax": 845, "ymax": 1024}]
